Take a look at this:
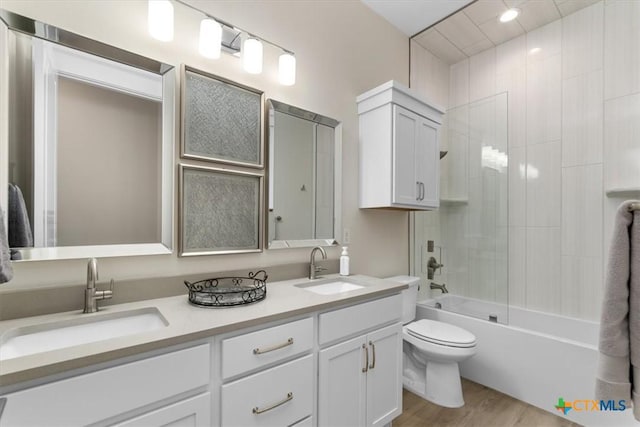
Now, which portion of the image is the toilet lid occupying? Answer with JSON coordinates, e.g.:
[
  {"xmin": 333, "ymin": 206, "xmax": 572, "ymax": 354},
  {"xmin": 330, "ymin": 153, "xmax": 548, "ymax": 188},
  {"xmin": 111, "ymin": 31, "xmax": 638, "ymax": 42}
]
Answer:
[{"xmin": 406, "ymin": 319, "xmax": 476, "ymax": 348}]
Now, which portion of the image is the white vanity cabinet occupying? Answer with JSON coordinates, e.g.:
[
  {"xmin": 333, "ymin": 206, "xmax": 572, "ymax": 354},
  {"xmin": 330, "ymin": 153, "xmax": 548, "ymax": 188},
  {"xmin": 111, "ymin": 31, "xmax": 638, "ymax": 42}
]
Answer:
[
  {"xmin": 317, "ymin": 295, "xmax": 403, "ymax": 427},
  {"xmin": 0, "ymin": 344, "xmax": 211, "ymax": 427},
  {"xmin": 357, "ymin": 80, "xmax": 444, "ymax": 210}
]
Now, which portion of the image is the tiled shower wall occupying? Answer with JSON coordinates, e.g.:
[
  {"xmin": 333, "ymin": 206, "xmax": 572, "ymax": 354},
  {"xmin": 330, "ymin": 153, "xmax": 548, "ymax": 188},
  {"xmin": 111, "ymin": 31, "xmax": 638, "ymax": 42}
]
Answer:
[{"xmin": 412, "ymin": 0, "xmax": 639, "ymax": 322}]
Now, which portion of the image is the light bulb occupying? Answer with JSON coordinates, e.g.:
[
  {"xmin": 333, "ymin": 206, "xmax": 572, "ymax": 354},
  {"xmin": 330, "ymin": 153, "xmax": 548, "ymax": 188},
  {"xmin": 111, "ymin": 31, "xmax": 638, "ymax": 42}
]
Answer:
[
  {"xmin": 243, "ymin": 38, "xmax": 263, "ymax": 74},
  {"xmin": 199, "ymin": 18, "xmax": 222, "ymax": 59},
  {"xmin": 148, "ymin": 0, "xmax": 174, "ymax": 42},
  {"xmin": 278, "ymin": 52, "xmax": 296, "ymax": 86},
  {"xmin": 499, "ymin": 8, "xmax": 519, "ymax": 23}
]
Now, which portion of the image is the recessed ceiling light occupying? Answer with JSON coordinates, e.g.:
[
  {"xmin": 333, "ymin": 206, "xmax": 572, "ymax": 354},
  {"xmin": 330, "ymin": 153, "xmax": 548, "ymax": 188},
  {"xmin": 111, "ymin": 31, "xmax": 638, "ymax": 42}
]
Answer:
[{"xmin": 499, "ymin": 8, "xmax": 520, "ymax": 23}]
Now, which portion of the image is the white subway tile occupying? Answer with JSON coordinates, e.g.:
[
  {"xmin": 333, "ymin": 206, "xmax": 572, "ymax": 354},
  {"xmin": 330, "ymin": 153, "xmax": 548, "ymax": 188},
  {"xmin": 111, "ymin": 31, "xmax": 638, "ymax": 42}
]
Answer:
[
  {"xmin": 526, "ymin": 227, "xmax": 561, "ymax": 313},
  {"xmin": 527, "ymin": 54, "xmax": 561, "ymax": 145},
  {"xmin": 469, "ymin": 48, "xmax": 497, "ymax": 103},
  {"xmin": 508, "ymin": 146, "xmax": 526, "ymax": 227},
  {"xmin": 603, "ymin": 93, "xmax": 640, "ymax": 192},
  {"xmin": 526, "ymin": 141, "xmax": 562, "ymax": 227},
  {"xmin": 561, "ymin": 71, "xmax": 604, "ymax": 167},
  {"xmin": 509, "ymin": 226, "xmax": 526, "ymax": 308},
  {"xmin": 604, "ymin": 0, "xmax": 640, "ymax": 100},
  {"xmin": 562, "ymin": 1, "xmax": 603, "ymax": 79}
]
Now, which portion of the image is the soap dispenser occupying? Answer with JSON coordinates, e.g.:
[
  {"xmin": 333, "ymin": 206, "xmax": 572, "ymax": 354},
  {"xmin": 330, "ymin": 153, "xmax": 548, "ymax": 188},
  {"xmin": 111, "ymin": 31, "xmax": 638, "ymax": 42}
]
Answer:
[{"xmin": 340, "ymin": 247, "xmax": 350, "ymax": 276}]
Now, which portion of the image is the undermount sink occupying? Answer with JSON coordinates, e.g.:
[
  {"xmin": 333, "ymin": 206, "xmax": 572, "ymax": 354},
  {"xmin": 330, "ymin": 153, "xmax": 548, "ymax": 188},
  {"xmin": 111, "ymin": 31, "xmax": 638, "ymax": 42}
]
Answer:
[
  {"xmin": 0, "ymin": 307, "xmax": 168, "ymax": 361},
  {"xmin": 296, "ymin": 280, "xmax": 365, "ymax": 295}
]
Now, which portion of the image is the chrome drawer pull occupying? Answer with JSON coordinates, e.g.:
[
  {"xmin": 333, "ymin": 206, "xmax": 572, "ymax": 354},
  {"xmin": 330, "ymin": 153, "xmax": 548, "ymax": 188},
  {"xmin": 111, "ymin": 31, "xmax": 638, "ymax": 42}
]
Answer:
[
  {"xmin": 362, "ymin": 343, "xmax": 368, "ymax": 373},
  {"xmin": 253, "ymin": 338, "xmax": 294, "ymax": 355},
  {"xmin": 369, "ymin": 341, "xmax": 376, "ymax": 369},
  {"xmin": 252, "ymin": 392, "xmax": 293, "ymax": 414}
]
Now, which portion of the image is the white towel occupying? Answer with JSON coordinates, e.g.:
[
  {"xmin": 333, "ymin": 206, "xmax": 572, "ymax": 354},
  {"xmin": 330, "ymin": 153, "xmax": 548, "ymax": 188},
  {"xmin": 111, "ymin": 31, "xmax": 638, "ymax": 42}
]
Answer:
[
  {"xmin": 0, "ymin": 208, "xmax": 13, "ymax": 283},
  {"xmin": 596, "ymin": 200, "xmax": 640, "ymax": 419}
]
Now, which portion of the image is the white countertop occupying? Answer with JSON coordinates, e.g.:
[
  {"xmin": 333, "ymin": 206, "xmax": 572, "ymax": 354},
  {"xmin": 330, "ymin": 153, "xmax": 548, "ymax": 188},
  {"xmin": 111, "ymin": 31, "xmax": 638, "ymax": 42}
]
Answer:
[{"xmin": 0, "ymin": 274, "xmax": 406, "ymax": 387}]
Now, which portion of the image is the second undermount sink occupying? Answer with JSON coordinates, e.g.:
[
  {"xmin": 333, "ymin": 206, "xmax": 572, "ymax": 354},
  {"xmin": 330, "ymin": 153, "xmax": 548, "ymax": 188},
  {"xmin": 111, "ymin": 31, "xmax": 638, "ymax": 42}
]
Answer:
[
  {"xmin": 296, "ymin": 280, "xmax": 365, "ymax": 295},
  {"xmin": 0, "ymin": 307, "xmax": 168, "ymax": 361}
]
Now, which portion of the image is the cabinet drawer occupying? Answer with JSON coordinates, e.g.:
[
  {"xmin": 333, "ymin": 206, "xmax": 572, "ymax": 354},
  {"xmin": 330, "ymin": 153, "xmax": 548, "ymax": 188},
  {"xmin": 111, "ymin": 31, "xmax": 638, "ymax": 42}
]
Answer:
[
  {"xmin": 221, "ymin": 355, "xmax": 313, "ymax": 427},
  {"xmin": 114, "ymin": 393, "xmax": 211, "ymax": 427},
  {"xmin": 222, "ymin": 317, "xmax": 313, "ymax": 379},
  {"xmin": 291, "ymin": 416, "xmax": 313, "ymax": 426},
  {"xmin": 0, "ymin": 344, "xmax": 210, "ymax": 427},
  {"xmin": 319, "ymin": 294, "xmax": 402, "ymax": 345}
]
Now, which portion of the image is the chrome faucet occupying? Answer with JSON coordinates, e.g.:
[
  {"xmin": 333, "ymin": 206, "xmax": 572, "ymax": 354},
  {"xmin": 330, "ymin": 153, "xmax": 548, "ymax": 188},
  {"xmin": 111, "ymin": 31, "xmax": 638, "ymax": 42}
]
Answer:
[
  {"xmin": 309, "ymin": 246, "xmax": 327, "ymax": 280},
  {"xmin": 430, "ymin": 282, "xmax": 449, "ymax": 294},
  {"xmin": 83, "ymin": 258, "xmax": 114, "ymax": 313}
]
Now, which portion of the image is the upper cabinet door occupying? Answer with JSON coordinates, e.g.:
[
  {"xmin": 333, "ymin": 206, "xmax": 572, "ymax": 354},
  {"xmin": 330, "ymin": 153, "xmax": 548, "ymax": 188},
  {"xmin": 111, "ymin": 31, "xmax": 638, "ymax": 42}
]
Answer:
[
  {"xmin": 415, "ymin": 117, "xmax": 440, "ymax": 208},
  {"xmin": 392, "ymin": 105, "xmax": 420, "ymax": 206}
]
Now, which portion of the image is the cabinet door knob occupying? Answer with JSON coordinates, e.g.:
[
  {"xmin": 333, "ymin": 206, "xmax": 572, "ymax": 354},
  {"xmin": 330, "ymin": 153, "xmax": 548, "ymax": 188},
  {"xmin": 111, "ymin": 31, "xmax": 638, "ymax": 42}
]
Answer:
[
  {"xmin": 368, "ymin": 341, "xmax": 376, "ymax": 370},
  {"xmin": 362, "ymin": 343, "xmax": 369, "ymax": 373}
]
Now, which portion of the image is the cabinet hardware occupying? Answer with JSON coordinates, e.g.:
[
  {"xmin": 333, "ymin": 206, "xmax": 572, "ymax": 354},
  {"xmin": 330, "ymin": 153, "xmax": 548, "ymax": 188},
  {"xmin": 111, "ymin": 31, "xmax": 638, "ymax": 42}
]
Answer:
[
  {"xmin": 252, "ymin": 392, "xmax": 293, "ymax": 414},
  {"xmin": 362, "ymin": 343, "xmax": 369, "ymax": 373},
  {"xmin": 416, "ymin": 181, "xmax": 421, "ymax": 201},
  {"xmin": 368, "ymin": 341, "xmax": 376, "ymax": 369},
  {"xmin": 253, "ymin": 338, "xmax": 294, "ymax": 355},
  {"xmin": 419, "ymin": 182, "xmax": 425, "ymax": 201}
]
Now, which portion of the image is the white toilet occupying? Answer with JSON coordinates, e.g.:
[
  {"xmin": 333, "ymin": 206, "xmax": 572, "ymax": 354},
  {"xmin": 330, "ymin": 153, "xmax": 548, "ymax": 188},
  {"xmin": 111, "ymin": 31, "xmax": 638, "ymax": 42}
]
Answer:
[{"xmin": 387, "ymin": 276, "xmax": 477, "ymax": 408}]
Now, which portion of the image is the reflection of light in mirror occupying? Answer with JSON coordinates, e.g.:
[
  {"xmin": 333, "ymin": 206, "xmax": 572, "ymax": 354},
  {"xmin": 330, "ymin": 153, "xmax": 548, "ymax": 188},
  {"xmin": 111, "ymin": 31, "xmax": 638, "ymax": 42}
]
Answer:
[
  {"xmin": 481, "ymin": 146, "xmax": 508, "ymax": 171},
  {"xmin": 526, "ymin": 164, "xmax": 539, "ymax": 180},
  {"xmin": 148, "ymin": 0, "xmax": 174, "ymax": 42},
  {"xmin": 529, "ymin": 47, "xmax": 541, "ymax": 55}
]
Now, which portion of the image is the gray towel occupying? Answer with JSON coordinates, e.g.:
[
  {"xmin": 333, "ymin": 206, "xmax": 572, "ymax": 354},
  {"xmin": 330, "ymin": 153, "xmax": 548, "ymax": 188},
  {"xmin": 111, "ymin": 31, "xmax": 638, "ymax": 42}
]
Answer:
[
  {"xmin": 8, "ymin": 183, "xmax": 33, "ymax": 248},
  {"xmin": 0, "ymin": 208, "xmax": 13, "ymax": 283},
  {"xmin": 596, "ymin": 200, "xmax": 640, "ymax": 419}
]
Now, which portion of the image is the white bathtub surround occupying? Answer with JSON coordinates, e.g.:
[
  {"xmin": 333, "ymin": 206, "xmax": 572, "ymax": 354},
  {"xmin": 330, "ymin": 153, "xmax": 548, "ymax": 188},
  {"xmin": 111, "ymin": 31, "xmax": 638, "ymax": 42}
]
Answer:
[
  {"xmin": 417, "ymin": 299, "xmax": 638, "ymax": 426},
  {"xmin": 596, "ymin": 200, "xmax": 640, "ymax": 420}
]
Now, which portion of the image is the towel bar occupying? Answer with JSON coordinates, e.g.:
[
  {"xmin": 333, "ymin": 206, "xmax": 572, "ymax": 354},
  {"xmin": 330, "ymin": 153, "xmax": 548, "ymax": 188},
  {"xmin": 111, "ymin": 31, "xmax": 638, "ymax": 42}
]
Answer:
[{"xmin": 629, "ymin": 202, "xmax": 640, "ymax": 212}]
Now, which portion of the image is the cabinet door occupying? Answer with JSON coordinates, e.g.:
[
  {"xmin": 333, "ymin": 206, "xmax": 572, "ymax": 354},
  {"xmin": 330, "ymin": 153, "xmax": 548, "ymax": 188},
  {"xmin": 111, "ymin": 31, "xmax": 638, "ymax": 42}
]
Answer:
[
  {"xmin": 318, "ymin": 336, "xmax": 367, "ymax": 427},
  {"xmin": 415, "ymin": 117, "xmax": 440, "ymax": 208},
  {"xmin": 114, "ymin": 393, "xmax": 211, "ymax": 427},
  {"xmin": 366, "ymin": 323, "xmax": 402, "ymax": 427},
  {"xmin": 392, "ymin": 105, "xmax": 419, "ymax": 206}
]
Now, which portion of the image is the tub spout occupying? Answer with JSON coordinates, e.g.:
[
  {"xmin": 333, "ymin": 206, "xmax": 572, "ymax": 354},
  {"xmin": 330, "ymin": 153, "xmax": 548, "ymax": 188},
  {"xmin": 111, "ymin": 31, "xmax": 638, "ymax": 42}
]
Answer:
[{"xmin": 430, "ymin": 282, "xmax": 448, "ymax": 294}]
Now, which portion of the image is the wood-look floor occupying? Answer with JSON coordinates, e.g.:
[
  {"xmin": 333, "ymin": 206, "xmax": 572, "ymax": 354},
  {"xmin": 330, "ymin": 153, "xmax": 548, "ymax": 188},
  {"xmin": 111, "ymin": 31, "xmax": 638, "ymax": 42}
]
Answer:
[{"xmin": 393, "ymin": 380, "xmax": 581, "ymax": 427}]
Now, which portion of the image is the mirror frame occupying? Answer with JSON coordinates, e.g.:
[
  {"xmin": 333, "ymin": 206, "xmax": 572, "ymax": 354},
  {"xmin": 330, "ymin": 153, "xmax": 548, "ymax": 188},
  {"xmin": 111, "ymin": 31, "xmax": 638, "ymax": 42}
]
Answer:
[
  {"xmin": 0, "ymin": 9, "xmax": 175, "ymax": 261},
  {"xmin": 266, "ymin": 99, "xmax": 342, "ymax": 249}
]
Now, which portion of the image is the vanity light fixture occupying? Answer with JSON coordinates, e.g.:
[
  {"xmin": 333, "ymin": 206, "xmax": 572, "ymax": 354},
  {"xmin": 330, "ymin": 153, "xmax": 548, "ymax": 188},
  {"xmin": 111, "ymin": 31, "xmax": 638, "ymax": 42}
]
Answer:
[
  {"xmin": 199, "ymin": 18, "xmax": 222, "ymax": 59},
  {"xmin": 499, "ymin": 8, "xmax": 520, "ymax": 23},
  {"xmin": 278, "ymin": 52, "xmax": 296, "ymax": 86},
  {"xmin": 243, "ymin": 37, "xmax": 263, "ymax": 74},
  {"xmin": 148, "ymin": 0, "xmax": 174, "ymax": 42},
  {"xmin": 149, "ymin": 0, "xmax": 296, "ymax": 84}
]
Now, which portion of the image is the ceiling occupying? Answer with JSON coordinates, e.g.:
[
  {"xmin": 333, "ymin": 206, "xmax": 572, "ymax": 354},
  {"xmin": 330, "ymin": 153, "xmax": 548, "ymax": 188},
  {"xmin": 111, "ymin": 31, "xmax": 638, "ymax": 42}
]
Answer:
[
  {"xmin": 361, "ymin": 0, "xmax": 475, "ymax": 37},
  {"xmin": 364, "ymin": 0, "xmax": 600, "ymax": 65}
]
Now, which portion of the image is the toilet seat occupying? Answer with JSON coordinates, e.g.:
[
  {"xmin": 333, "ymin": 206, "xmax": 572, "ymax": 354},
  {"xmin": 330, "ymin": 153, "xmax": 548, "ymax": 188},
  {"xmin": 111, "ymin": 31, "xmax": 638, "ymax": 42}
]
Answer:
[{"xmin": 406, "ymin": 319, "xmax": 476, "ymax": 348}]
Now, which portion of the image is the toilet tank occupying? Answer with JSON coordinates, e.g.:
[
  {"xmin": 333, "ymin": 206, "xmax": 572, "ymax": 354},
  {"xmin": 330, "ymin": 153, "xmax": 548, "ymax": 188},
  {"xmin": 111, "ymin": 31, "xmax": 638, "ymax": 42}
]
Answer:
[{"xmin": 385, "ymin": 275, "xmax": 421, "ymax": 324}]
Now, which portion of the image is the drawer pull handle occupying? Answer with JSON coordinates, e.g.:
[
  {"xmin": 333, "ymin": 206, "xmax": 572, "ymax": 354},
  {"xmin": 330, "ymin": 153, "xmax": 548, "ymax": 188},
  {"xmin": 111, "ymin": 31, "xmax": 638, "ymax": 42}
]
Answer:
[
  {"xmin": 369, "ymin": 341, "xmax": 376, "ymax": 369},
  {"xmin": 252, "ymin": 392, "xmax": 293, "ymax": 414},
  {"xmin": 253, "ymin": 338, "xmax": 294, "ymax": 355},
  {"xmin": 362, "ymin": 343, "xmax": 368, "ymax": 373}
]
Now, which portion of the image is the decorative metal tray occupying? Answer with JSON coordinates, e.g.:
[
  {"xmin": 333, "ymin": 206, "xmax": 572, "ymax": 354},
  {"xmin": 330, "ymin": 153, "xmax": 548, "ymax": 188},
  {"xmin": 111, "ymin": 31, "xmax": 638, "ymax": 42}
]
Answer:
[{"xmin": 184, "ymin": 270, "xmax": 267, "ymax": 308}]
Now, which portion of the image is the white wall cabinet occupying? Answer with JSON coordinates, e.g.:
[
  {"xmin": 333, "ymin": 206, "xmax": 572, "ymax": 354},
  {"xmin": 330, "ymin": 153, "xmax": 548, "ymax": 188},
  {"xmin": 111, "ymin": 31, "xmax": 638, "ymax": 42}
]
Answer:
[{"xmin": 358, "ymin": 80, "xmax": 444, "ymax": 210}]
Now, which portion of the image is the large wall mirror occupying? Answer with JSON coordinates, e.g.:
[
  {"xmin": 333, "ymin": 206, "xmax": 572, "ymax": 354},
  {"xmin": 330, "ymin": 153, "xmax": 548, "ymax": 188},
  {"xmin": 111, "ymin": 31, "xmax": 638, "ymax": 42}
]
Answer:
[
  {"xmin": 0, "ymin": 10, "xmax": 175, "ymax": 261},
  {"xmin": 267, "ymin": 100, "xmax": 342, "ymax": 249}
]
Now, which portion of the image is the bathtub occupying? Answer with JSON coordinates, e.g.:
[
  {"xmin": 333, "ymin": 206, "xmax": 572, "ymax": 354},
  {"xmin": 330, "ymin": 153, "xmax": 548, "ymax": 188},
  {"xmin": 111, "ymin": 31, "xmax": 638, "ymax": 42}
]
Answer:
[{"xmin": 417, "ymin": 297, "xmax": 636, "ymax": 426}]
